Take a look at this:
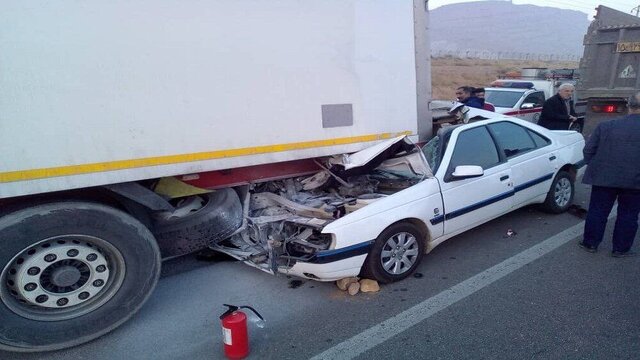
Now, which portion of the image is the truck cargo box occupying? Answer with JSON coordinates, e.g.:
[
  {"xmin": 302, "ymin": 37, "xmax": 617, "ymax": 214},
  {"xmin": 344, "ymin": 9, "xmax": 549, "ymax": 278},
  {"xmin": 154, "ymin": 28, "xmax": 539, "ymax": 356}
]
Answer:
[{"xmin": 0, "ymin": 0, "xmax": 431, "ymax": 198}]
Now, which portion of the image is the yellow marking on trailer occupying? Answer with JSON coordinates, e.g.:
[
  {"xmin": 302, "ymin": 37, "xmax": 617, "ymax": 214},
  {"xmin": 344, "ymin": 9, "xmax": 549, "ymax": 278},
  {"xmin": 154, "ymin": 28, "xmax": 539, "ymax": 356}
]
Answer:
[{"xmin": 0, "ymin": 132, "xmax": 413, "ymax": 183}]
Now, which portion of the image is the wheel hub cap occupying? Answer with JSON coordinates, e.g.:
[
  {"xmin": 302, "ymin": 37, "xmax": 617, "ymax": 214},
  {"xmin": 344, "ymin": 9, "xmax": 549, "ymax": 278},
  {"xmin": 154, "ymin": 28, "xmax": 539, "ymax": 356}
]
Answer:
[
  {"xmin": 4, "ymin": 239, "xmax": 110, "ymax": 309},
  {"xmin": 380, "ymin": 232, "xmax": 419, "ymax": 275},
  {"xmin": 554, "ymin": 178, "xmax": 572, "ymax": 207},
  {"xmin": 43, "ymin": 261, "xmax": 88, "ymax": 291}
]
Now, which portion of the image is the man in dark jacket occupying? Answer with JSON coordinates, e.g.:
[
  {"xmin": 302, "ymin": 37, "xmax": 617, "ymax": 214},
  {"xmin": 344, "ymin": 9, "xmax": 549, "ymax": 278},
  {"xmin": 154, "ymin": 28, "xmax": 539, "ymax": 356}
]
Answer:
[
  {"xmin": 538, "ymin": 83, "xmax": 577, "ymax": 130},
  {"xmin": 472, "ymin": 87, "xmax": 495, "ymax": 112},
  {"xmin": 578, "ymin": 92, "xmax": 640, "ymax": 257},
  {"xmin": 455, "ymin": 86, "xmax": 483, "ymax": 109}
]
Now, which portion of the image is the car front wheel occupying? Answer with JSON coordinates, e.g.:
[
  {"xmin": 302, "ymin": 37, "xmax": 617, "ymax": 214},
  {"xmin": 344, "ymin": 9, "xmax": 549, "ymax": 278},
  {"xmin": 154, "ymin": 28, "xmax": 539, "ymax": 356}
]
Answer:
[{"xmin": 361, "ymin": 222, "xmax": 425, "ymax": 284}]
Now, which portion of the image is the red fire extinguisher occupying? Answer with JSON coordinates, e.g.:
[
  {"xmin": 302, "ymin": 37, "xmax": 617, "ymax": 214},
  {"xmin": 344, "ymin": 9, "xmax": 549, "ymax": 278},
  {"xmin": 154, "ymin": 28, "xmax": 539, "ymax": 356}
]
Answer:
[{"xmin": 220, "ymin": 304, "xmax": 264, "ymax": 359}]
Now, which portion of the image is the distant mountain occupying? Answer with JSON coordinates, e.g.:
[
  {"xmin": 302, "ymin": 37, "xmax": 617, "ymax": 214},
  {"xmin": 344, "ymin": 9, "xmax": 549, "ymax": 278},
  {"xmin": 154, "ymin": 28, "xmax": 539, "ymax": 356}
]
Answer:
[{"xmin": 430, "ymin": 1, "xmax": 590, "ymax": 58}]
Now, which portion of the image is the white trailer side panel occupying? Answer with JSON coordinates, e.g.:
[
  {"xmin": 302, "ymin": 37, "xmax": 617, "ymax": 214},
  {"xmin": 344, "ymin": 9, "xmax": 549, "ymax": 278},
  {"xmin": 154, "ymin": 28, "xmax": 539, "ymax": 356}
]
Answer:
[{"xmin": 0, "ymin": 1, "xmax": 424, "ymax": 198}]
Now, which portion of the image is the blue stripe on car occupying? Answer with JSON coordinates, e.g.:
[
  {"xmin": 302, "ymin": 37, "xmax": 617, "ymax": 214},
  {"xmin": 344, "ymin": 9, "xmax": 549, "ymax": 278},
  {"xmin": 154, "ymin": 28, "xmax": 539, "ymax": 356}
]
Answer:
[
  {"xmin": 306, "ymin": 240, "xmax": 374, "ymax": 264},
  {"xmin": 513, "ymin": 173, "xmax": 553, "ymax": 192},
  {"xmin": 430, "ymin": 214, "xmax": 445, "ymax": 225},
  {"xmin": 431, "ymin": 172, "xmax": 555, "ymax": 223},
  {"xmin": 444, "ymin": 189, "xmax": 515, "ymax": 220}
]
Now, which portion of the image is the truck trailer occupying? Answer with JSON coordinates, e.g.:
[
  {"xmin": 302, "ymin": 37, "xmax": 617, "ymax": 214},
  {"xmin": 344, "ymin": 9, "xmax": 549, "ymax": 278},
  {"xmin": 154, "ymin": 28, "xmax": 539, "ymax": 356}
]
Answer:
[
  {"xmin": 0, "ymin": 0, "xmax": 431, "ymax": 352},
  {"xmin": 577, "ymin": 5, "xmax": 640, "ymax": 134}
]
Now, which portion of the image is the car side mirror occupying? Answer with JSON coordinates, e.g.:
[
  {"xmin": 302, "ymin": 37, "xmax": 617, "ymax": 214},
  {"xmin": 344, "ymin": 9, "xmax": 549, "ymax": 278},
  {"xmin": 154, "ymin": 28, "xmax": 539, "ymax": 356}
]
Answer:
[
  {"xmin": 451, "ymin": 165, "xmax": 484, "ymax": 180},
  {"xmin": 520, "ymin": 103, "xmax": 535, "ymax": 110}
]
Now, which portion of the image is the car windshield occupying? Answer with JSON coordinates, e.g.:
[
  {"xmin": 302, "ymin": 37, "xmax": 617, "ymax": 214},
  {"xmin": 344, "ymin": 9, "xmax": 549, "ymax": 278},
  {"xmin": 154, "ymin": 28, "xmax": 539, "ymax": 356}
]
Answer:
[
  {"xmin": 485, "ymin": 90, "xmax": 526, "ymax": 108},
  {"xmin": 421, "ymin": 135, "xmax": 442, "ymax": 173}
]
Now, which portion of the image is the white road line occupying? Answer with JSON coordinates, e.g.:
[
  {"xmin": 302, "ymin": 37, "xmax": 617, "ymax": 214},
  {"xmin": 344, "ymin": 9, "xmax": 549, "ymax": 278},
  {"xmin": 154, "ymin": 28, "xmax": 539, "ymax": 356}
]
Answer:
[{"xmin": 310, "ymin": 210, "xmax": 613, "ymax": 360}]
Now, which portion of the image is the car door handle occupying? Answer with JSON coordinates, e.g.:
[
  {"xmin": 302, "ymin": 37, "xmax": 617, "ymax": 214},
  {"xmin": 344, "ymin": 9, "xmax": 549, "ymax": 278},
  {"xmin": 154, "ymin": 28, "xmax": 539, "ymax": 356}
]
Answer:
[
  {"xmin": 549, "ymin": 155, "xmax": 556, "ymax": 161},
  {"xmin": 500, "ymin": 175, "xmax": 509, "ymax": 181}
]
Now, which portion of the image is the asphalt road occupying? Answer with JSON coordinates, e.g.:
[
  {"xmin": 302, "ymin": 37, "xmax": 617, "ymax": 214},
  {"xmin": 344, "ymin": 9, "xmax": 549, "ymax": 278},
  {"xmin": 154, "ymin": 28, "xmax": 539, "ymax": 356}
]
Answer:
[{"xmin": 3, "ymin": 180, "xmax": 639, "ymax": 360}]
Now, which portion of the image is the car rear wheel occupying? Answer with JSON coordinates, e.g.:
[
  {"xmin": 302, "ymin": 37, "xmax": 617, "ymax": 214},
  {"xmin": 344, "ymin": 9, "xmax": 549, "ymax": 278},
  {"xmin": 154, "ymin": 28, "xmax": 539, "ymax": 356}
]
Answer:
[
  {"xmin": 361, "ymin": 222, "xmax": 425, "ymax": 284},
  {"xmin": 0, "ymin": 202, "xmax": 161, "ymax": 352},
  {"xmin": 541, "ymin": 171, "xmax": 574, "ymax": 213}
]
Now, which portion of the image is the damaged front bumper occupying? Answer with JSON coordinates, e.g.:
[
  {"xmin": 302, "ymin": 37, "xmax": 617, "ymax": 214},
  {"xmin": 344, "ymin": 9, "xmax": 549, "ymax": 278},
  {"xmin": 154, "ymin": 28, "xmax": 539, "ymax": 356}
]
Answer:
[
  {"xmin": 214, "ymin": 233, "xmax": 374, "ymax": 281},
  {"xmin": 282, "ymin": 243, "xmax": 374, "ymax": 281}
]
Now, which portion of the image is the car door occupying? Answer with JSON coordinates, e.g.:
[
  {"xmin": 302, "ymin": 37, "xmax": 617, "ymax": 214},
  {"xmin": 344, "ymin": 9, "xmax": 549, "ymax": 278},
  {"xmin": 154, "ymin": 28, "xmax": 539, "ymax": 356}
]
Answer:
[
  {"xmin": 486, "ymin": 121, "xmax": 556, "ymax": 208},
  {"xmin": 437, "ymin": 125, "xmax": 513, "ymax": 236},
  {"xmin": 519, "ymin": 91, "xmax": 545, "ymax": 123}
]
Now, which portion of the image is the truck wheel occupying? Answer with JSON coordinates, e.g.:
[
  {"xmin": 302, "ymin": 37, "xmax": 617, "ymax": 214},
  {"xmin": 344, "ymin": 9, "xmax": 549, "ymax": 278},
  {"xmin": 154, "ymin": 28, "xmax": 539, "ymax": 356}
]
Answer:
[
  {"xmin": 0, "ymin": 202, "xmax": 160, "ymax": 352},
  {"xmin": 541, "ymin": 171, "xmax": 574, "ymax": 214},
  {"xmin": 153, "ymin": 189, "xmax": 243, "ymax": 258},
  {"xmin": 361, "ymin": 222, "xmax": 425, "ymax": 284}
]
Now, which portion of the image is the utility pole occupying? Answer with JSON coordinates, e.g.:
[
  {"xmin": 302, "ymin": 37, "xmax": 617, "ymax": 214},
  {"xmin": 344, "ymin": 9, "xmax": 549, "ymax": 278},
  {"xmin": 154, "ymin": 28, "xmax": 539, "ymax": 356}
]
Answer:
[{"xmin": 632, "ymin": 5, "xmax": 640, "ymax": 17}]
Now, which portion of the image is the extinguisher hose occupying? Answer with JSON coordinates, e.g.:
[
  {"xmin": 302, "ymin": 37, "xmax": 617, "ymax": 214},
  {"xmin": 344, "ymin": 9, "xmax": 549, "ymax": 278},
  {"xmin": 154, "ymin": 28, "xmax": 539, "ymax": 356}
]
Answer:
[
  {"xmin": 221, "ymin": 304, "xmax": 265, "ymax": 322},
  {"xmin": 239, "ymin": 306, "xmax": 264, "ymax": 321}
]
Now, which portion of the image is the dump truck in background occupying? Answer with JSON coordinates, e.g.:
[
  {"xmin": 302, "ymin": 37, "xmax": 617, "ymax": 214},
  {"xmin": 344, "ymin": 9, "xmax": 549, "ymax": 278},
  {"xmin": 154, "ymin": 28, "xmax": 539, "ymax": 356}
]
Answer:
[
  {"xmin": 0, "ymin": 1, "xmax": 431, "ymax": 352},
  {"xmin": 577, "ymin": 5, "xmax": 640, "ymax": 135}
]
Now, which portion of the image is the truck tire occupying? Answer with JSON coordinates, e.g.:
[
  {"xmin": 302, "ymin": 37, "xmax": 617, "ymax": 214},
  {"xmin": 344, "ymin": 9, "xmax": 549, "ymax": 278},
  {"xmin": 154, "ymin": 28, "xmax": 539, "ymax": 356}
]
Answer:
[
  {"xmin": 0, "ymin": 202, "xmax": 161, "ymax": 352},
  {"xmin": 540, "ymin": 171, "xmax": 574, "ymax": 214},
  {"xmin": 153, "ymin": 189, "xmax": 243, "ymax": 257},
  {"xmin": 360, "ymin": 222, "xmax": 425, "ymax": 284}
]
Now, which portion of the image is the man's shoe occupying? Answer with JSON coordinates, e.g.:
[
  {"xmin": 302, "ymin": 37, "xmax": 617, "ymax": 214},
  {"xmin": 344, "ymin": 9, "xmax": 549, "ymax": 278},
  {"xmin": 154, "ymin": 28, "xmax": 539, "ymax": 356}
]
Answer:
[
  {"xmin": 611, "ymin": 250, "xmax": 637, "ymax": 258},
  {"xmin": 578, "ymin": 242, "xmax": 597, "ymax": 253}
]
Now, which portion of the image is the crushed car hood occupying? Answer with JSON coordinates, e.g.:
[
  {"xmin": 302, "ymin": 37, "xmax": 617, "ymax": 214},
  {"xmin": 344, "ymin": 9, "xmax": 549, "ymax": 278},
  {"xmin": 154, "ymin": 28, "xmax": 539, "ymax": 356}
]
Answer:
[{"xmin": 333, "ymin": 136, "xmax": 409, "ymax": 170}]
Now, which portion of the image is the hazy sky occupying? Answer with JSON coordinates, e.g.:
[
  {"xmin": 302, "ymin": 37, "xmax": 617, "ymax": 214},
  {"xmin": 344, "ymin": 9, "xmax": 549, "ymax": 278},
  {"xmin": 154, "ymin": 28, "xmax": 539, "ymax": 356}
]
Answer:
[{"xmin": 429, "ymin": 0, "xmax": 640, "ymax": 17}]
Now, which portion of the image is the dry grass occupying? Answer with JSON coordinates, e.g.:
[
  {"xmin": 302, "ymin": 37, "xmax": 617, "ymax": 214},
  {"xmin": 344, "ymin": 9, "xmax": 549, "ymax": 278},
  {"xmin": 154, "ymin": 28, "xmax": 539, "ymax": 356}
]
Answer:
[{"xmin": 431, "ymin": 57, "xmax": 579, "ymax": 100}]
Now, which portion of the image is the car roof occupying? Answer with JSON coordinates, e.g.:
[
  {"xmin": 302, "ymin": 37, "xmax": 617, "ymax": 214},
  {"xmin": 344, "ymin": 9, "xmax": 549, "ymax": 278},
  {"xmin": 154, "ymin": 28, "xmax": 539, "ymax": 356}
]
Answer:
[
  {"xmin": 484, "ymin": 87, "xmax": 530, "ymax": 93},
  {"xmin": 457, "ymin": 116, "xmax": 545, "ymax": 133}
]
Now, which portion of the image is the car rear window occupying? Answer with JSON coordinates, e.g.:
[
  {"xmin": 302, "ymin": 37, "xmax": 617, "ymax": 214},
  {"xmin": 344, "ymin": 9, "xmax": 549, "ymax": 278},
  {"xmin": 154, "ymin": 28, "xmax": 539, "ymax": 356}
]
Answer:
[
  {"xmin": 485, "ymin": 90, "xmax": 526, "ymax": 108},
  {"xmin": 487, "ymin": 121, "xmax": 537, "ymax": 158}
]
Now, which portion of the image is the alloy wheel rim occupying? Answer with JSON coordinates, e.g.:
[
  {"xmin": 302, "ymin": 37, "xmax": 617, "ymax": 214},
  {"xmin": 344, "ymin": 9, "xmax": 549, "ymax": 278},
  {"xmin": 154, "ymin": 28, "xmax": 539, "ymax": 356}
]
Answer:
[
  {"xmin": 554, "ymin": 178, "xmax": 572, "ymax": 208},
  {"xmin": 380, "ymin": 232, "xmax": 419, "ymax": 275}
]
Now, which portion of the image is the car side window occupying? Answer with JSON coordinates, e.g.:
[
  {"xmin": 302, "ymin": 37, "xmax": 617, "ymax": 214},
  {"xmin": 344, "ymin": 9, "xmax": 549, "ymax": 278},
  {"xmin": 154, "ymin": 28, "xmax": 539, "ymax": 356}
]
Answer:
[
  {"xmin": 523, "ymin": 92, "xmax": 545, "ymax": 107},
  {"xmin": 447, "ymin": 126, "xmax": 500, "ymax": 174},
  {"xmin": 487, "ymin": 121, "xmax": 537, "ymax": 158},
  {"xmin": 527, "ymin": 129, "xmax": 551, "ymax": 148}
]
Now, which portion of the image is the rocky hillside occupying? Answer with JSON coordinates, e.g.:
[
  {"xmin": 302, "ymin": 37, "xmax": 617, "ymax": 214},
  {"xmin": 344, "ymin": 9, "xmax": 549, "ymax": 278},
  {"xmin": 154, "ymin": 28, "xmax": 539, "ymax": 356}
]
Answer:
[{"xmin": 431, "ymin": 1, "xmax": 591, "ymax": 58}]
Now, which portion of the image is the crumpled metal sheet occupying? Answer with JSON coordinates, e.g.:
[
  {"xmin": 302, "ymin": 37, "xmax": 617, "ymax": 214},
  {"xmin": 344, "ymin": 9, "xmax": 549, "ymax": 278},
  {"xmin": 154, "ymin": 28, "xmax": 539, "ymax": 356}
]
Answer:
[{"xmin": 251, "ymin": 192, "xmax": 334, "ymax": 219}]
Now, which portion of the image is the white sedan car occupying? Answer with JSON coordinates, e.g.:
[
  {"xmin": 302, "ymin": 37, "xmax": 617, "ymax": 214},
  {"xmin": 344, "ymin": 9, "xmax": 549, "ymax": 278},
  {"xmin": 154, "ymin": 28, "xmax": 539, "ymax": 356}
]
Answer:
[
  {"xmin": 213, "ymin": 117, "xmax": 585, "ymax": 283},
  {"xmin": 484, "ymin": 87, "xmax": 545, "ymax": 123}
]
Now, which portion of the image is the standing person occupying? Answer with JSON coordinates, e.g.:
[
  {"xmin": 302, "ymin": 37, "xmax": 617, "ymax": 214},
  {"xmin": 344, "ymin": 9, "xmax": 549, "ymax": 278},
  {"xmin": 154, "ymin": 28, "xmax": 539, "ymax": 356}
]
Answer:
[
  {"xmin": 455, "ymin": 86, "xmax": 483, "ymax": 109},
  {"xmin": 538, "ymin": 83, "xmax": 577, "ymax": 130},
  {"xmin": 578, "ymin": 92, "xmax": 640, "ymax": 257},
  {"xmin": 472, "ymin": 87, "xmax": 495, "ymax": 112}
]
